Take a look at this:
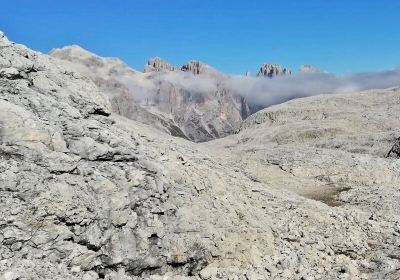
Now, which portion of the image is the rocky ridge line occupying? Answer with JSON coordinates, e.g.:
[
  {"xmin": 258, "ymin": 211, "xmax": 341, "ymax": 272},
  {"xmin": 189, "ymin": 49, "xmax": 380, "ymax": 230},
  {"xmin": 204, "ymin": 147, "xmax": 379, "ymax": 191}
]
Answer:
[
  {"xmin": 257, "ymin": 63, "xmax": 292, "ymax": 78},
  {"xmin": 144, "ymin": 57, "xmax": 175, "ymax": 73}
]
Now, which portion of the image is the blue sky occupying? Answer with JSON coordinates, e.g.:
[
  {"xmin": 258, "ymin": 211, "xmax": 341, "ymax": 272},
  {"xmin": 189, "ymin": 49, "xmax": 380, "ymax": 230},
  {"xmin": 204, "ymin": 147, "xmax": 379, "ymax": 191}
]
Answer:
[{"xmin": 2, "ymin": 0, "xmax": 399, "ymax": 74}]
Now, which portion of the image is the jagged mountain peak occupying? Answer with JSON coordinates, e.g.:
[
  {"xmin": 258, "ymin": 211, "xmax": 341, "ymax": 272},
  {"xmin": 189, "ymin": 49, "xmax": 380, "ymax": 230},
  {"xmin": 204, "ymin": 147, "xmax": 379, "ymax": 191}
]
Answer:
[
  {"xmin": 181, "ymin": 60, "xmax": 212, "ymax": 75},
  {"xmin": 51, "ymin": 46, "xmax": 247, "ymax": 142},
  {"xmin": 257, "ymin": 63, "xmax": 292, "ymax": 78},
  {"xmin": 144, "ymin": 56, "xmax": 176, "ymax": 73}
]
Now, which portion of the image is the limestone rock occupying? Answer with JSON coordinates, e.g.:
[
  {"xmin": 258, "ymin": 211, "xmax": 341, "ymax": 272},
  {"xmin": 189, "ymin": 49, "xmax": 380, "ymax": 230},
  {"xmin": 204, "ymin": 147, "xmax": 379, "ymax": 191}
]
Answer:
[
  {"xmin": 1, "ymin": 31, "xmax": 256, "ymax": 279},
  {"xmin": 256, "ymin": 63, "xmax": 291, "ymax": 78},
  {"xmin": 2, "ymin": 31, "xmax": 400, "ymax": 280},
  {"xmin": 181, "ymin": 60, "xmax": 209, "ymax": 75},
  {"xmin": 50, "ymin": 47, "xmax": 187, "ymax": 139},
  {"xmin": 50, "ymin": 48, "xmax": 251, "ymax": 142},
  {"xmin": 144, "ymin": 57, "xmax": 175, "ymax": 72},
  {"xmin": 387, "ymin": 137, "xmax": 400, "ymax": 158},
  {"xmin": 203, "ymin": 86, "xmax": 400, "ymax": 279}
]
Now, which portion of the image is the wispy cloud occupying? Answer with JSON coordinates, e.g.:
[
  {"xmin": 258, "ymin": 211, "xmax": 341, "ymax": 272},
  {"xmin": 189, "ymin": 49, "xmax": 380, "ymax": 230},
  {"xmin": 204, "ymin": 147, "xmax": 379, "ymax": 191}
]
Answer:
[
  {"xmin": 114, "ymin": 67, "xmax": 400, "ymax": 108},
  {"xmin": 228, "ymin": 68, "xmax": 400, "ymax": 106}
]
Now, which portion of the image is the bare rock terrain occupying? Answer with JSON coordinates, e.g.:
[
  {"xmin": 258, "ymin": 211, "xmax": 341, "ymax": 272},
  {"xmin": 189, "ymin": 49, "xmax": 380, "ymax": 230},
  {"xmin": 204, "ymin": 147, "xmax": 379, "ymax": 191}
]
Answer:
[
  {"xmin": 49, "ymin": 46, "xmax": 188, "ymax": 140},
  {"xmin": 257, "ymin": 63, "xmax": 292, "ymax": 78},
  {"xmin": 1, "ymin": 31, "xmax": 400, "ymax": 280},
  {"xmin": 203, "ymin": 87, "xmax": 400, "ymax": 279},
  {"xmin": 181, "ymin": 61, "xmax": 212, "ymax": 75},
  {"xmin": 144, "ymin": 57, "xmax": 175, "ymax": 73}
]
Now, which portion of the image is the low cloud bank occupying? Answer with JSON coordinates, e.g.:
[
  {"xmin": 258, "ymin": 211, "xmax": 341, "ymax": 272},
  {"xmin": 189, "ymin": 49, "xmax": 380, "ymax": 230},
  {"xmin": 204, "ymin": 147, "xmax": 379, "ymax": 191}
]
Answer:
[
  {"xmin": 117, "ymin": 67, "xmax": 400, "ymax": 108},
  {"xmin": 228, "ymin": 68, "xmax": 400, "ymax": 106},
  {"xmin": 116, "ymin": 71, "xmax": 220, "ymax": 104}
]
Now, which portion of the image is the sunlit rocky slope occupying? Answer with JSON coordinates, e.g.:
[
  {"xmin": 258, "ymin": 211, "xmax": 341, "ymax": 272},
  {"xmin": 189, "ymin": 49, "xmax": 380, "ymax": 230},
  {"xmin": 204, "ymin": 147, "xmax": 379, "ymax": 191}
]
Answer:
[
  {"xmin": 50, "ymin": 47, "xmax": 251, "ymax": 142},
  {"xmin": 1, "ymin": 32, "xmax": 400, "ymax": 280}
]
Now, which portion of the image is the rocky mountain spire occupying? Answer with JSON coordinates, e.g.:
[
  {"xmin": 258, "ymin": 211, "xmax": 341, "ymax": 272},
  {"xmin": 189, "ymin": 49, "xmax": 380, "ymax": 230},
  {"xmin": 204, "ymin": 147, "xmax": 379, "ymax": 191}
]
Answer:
[
  {"xmin": 181, "ymin": 60, "xmax": 208, "ymax": 75},
  {"xmin": 256, "ymin": 63, "xmax": 292, "ymax": 78},
  {"xmin": 144, "ymin": 57, "xmax": 175, "ymax": 72}
]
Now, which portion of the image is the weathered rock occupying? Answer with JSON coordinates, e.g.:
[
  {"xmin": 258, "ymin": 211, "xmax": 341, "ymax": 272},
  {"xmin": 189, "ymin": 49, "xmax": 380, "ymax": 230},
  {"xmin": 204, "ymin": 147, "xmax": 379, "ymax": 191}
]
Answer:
[
  {"xmin": 387, "ymin": 137, "xmax": 400, "ymax": 158},
  {"xmin": 50, "ymin": 48, "xmax": 251, "ymax": 142},
  {"xmin": 144, "ymin": 57, "xmax": 175, "ymax": 72},
  {"xmin": 2, "ymin": 31, "xmax": 259, "ymax": 279},
  {"xmin": 2, "ymin": 31, "xmax": 400, "ymax": 280},
  {"xmin": 181, "ymin": 60, "xmax": 208, "ymax": 75},
  {"xmin": 50, "ymin": 47, "xmax": 188, "ymax": 139},
  {"xmin": 203, "ymin": 86, "xmax": 400, "ymax": 279},
  {"xmin": 256, "ymin": 63, "xmax": 291, "ymax": 78}
]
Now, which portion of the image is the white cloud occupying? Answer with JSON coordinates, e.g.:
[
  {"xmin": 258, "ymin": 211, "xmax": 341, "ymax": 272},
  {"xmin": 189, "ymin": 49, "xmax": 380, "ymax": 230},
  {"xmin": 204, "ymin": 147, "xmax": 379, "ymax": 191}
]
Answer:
[
  {"xmin": 114, "ymin": 67, "xmax": 400, "ymax": 109},
  {"xmin": 227, "ymin": 68, "xmax": 400, "ymax": 106}
]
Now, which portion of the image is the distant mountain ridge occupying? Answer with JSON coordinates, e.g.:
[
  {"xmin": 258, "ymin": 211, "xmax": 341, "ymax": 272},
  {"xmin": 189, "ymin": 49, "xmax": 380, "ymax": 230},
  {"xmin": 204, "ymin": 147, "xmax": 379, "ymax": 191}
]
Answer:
[
  {"xmin": 50, "ymin": 46, "xmax": 319, "ymax": 142},
  {"xmin": 257, "ymin": 63, "xmax": 292, "ymax": 77},
  {"xmin": 50, "ymin": 47, "xmax": 252, "ymax": 141},
  {"xmin": 3, "ymin": 31, "xmax": 400, "ymax": 279}
]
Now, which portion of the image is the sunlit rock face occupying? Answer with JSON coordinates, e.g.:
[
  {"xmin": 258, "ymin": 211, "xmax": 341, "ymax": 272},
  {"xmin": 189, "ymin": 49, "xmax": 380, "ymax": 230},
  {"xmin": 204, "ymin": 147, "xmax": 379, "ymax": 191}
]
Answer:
[
  {"xmin": 51, "ymin": 48, "xmax": 251, "ymax": 142},
  {"xmin": 257, "ymin": 63, "xmax": 292, "ymax": 77},
  {"xmin": 2, "ymin": 31, "xmax": 400, "ymax": 280},
  {"xmin": 144, "ymin": 57, "xmax": 176, "ymax": 72},
  {"xmin": 181, "ymin": 60, "xmax": 209, "ymax": 75}
]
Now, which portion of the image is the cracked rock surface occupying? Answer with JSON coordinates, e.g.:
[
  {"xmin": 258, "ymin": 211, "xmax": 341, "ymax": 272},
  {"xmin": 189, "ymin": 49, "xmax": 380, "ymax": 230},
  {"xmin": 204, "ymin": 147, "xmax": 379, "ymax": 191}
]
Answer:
[
  {"xmin": 1, "ymin": 31, "xmax": 400, "ymax": 280},
  {"xmin": 203, "ymin": 87, "xmax": 400, "ymax": 279}
]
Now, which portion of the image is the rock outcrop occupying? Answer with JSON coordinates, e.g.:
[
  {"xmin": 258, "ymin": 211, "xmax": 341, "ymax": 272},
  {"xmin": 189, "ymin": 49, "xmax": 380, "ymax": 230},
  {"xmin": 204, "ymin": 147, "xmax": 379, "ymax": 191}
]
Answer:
[
  {"xmin": 3, "ymin": 32, "xmax": 400, "ymax": 280},
  {"xmin": 387, "ymin": 137, "xmax": 400, "ymax": 158},
  {"xmin": 181, "ymin": 61, "xmax": 208, "ymax": 75},
  {"xmin": 50, "ymin": 47, "xmax": 187, "ymax": 139},
  {"xmin": 51, "ymin": 48, "xmax": 250, "ymax": 142},
  {"xmin": 144, "ymin": 57, "xmax": 175, "ymax": 73},
  {"xmin": 203, "ymin": 86, "xmax": 400, "ymax": 279},
  {"xmin": 1, "ymin": 31, "xmax": 257, "ymax": 280},
  {"xmin": 257, "ymin": 63, "xmax": 291, "ymax": 78}
]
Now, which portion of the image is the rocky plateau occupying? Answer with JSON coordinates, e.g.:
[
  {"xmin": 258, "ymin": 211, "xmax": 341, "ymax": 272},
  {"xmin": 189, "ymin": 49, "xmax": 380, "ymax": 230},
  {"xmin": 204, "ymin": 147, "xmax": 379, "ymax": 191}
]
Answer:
[{"xmin": 1, "ymin": 31, "xmax": 400, "ymax": 280}]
